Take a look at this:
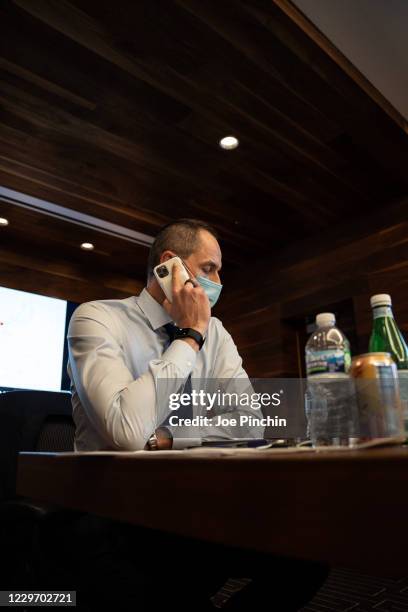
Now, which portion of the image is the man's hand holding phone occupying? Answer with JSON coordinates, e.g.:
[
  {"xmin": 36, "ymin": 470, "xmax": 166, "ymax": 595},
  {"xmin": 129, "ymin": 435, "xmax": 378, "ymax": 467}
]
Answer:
[{"xmin": 162, "ymin": 262, "xmax": 210, "ymax": 350}]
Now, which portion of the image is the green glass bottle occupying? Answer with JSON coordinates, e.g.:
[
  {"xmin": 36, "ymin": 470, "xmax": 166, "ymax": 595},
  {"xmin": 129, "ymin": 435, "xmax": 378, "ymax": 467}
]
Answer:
[
  {"xmin": 369, "ymin": 294, "xmax": 408, "ymax": 435},
  {"xmin": 368, "ymin": 294, "xmax": 408, "ymax": 367}
]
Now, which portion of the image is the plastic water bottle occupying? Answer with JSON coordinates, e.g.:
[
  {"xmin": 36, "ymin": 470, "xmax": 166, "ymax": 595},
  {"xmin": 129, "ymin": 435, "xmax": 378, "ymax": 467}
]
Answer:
[{"xmin": 305, "ymin": 313, "xmax": 355, "ymax": 445}]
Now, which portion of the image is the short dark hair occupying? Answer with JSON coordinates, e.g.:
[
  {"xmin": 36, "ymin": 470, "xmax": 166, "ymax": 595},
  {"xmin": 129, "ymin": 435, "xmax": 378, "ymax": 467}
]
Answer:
[{"xmin": 147, "ymin": 218, "xmax": 218, "ymax": 281}]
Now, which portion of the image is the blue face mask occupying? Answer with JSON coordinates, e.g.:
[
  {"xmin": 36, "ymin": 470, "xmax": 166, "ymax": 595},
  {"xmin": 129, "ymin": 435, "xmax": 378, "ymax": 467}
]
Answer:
[
  {"xmin": 196, "ymin": 275, "xmax": 223, "ymax": 308},
  {"xmin": 178, "ymin": 256, "xmax": 223, "ymax": 308}
]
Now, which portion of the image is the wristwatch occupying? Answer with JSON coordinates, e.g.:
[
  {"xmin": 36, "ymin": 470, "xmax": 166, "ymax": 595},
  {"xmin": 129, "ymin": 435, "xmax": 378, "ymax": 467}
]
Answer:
[
  {"xmin": 146, "ymin": 432, "xmax": 159, "ymax": 450},
  {"xmin": 173, "ymin": 327, "xmax": 205, "ymax": 350},
  {"xmin": 146, "ymin": 427, "xmax": 173, "ymax": 451}
]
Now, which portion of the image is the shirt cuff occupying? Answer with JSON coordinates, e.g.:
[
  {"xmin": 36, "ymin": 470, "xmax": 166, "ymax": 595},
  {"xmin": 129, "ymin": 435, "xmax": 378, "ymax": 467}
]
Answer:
[{"xmin": 163, "ymin": 339, "xmax": 197, "ymax": 377}]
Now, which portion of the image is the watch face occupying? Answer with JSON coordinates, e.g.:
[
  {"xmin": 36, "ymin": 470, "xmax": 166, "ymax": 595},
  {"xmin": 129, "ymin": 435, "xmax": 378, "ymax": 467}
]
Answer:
[{"xmin": 148, "ymin": 434, "xmax": 158, "ymax": 450}]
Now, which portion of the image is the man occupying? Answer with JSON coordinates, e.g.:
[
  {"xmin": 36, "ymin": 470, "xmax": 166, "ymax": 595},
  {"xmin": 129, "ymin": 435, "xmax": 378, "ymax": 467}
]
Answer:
[
  {"xmin": 67, "ymin": 218, "xmax": 262, "ymax": 451},
  {"xmin": 66, "ymin": 219, "xmax": 328, "ymax": 610}
]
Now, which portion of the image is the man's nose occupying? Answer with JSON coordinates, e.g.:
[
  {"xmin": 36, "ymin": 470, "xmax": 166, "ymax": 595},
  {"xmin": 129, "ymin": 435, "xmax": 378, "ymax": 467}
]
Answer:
[{"xmin": 211, "ymin": 271, "xmax": 221, "ymax": 284}]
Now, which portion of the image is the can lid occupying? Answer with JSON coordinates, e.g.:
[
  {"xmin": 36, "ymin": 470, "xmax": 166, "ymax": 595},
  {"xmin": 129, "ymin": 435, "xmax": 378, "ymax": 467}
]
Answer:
[
  {"xmin": 315, "ymin": 312, "xmax": 336, "ymax": 327},
  {"xmin": 352, "ymin": 352, "xmax": 391, "ymax": 360},
  {"xmin": 370, "ymin": 294, "xmax": 391, "ymax": 308}
]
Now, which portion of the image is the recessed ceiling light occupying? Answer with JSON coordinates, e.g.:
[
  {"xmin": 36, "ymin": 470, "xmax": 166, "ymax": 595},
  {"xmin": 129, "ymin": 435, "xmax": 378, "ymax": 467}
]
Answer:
[
  {"xmin": 219, "ymin": 136, "xmax": 239, "ymax": 150},
  {"xmin": 0, "ymin": 217, "xmax": 9, "ymax": 226},
  {"xmin": 81, "ymin": 242, "xmax": 94, "ymax": 250}
]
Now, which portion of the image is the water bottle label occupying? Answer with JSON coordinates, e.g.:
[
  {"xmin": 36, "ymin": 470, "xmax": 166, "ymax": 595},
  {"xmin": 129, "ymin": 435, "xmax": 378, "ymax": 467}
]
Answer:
[{"xmin": 306, "ymin": 349, "xmax": 350, "ymax": 376}]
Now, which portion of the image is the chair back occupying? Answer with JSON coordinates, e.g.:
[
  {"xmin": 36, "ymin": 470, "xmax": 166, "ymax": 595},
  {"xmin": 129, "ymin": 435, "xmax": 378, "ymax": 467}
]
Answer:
[{"xmin": 0, "ymin": 390, "xmax": 74, "ymax": 500}]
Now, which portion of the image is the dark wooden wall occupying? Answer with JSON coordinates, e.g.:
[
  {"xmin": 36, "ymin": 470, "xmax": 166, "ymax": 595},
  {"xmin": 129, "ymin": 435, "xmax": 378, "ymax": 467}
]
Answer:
[
  {"xmin": 217, "ymin": 195, "xmax": 408, "ymax": 378},
  {"xmin": 2, "ymin": 0, "xmax": 408, "ymax": 305},
  {"xmin": 1, "ymin": 0, "xmax": 408, "ymax": 379},
  {"xmin": 0, "ymin": 195, "xmax": 145, "ymax": 303},
  {"xmin": 0, "ymin": 246, "xmax": 144, "ymax": 304}
]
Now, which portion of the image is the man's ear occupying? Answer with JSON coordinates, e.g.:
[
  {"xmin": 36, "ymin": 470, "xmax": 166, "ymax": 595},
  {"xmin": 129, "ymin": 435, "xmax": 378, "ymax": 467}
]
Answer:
[{"xmin": 160, "ymin": 250, "xmax": 175, "ymax": 263}]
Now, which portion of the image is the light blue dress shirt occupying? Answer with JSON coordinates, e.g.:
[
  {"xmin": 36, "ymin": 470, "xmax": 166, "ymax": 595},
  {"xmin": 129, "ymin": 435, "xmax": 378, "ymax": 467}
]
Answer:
[{"xmin": 67, "ymin": 288, "xmax": 262, "ymax": 451}]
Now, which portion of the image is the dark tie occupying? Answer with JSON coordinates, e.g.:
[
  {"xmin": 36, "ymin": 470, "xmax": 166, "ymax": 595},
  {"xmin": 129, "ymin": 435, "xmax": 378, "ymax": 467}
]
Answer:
[
  {"xmin": 161, "ymin": 323, "xmax": 193, "ymax": 422},
  {"xmin": 162, "ymin": 322, "xmax": 178, "ymax": 344}
]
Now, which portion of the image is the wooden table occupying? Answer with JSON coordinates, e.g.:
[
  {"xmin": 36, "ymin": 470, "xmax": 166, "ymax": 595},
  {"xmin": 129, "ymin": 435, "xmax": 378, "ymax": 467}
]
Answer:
[{"xmin": 17, "ymin": 447, "xmax": 408, "ymax": 575}]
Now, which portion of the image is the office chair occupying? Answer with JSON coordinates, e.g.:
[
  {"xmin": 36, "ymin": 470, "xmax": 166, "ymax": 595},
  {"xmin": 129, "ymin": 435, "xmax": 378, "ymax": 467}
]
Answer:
[{"xmin": 0, "ymin": 390, "xmax": 80, "ymax": 589}]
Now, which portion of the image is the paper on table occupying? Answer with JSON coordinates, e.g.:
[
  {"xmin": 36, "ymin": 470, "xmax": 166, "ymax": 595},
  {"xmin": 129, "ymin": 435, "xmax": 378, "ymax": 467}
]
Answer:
[
  {"xmin": 54, "ymin": 447, "xmax": 305, "ymax": 458},
  {"xmin": 311, "ymin": 435, "xmax": 406, "ymax": 452},
  {"xmin": 51, "ymin": 434, "xmax": 405, "ymax": 459}
]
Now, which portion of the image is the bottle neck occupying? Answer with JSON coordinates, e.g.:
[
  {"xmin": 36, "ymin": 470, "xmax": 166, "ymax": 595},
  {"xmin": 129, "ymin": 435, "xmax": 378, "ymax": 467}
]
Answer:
[{"xmin": 372, "ymin": 305, "xmax": 393, "ymax": 320}]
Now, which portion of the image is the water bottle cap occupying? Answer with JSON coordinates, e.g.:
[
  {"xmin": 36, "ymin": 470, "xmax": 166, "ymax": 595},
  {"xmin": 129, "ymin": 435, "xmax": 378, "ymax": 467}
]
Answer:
[
  {"xmin": 370, "ymin": 294, "xmax": 392, "ymax": 308},
  {"xmin": 315, "ymin": 312, "xmax": 336, "ymax": 327}
]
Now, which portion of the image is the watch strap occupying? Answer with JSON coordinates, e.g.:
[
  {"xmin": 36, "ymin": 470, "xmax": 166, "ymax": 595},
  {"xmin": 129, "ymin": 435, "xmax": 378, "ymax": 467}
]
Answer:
[{"xmin": 174, "ymin": 327, "xmax": 205, "ymax": 350}]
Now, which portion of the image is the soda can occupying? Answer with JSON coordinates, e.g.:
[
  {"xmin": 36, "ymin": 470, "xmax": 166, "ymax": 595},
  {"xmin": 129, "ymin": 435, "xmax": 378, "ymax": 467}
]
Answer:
[{"xmin": 349, "ymin": 352, "xmax": 404, "ymax": 440}]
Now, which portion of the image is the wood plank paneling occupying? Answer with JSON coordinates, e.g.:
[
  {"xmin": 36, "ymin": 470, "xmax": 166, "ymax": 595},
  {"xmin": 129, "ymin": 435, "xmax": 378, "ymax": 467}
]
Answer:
[
  {"xmin": 0, "ymin": 0, "xmax": 408, "ymax": 309},
  {"xmin": 218, "ymin": 197, "xmax": 408, "ymax": 377}
]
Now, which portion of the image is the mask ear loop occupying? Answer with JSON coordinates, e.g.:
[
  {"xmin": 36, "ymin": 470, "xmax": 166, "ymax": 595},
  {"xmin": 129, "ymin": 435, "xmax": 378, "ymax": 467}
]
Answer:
[
  {"xmin": 172, "ymin": 253, "xmax": 205, "ymax": 289},
  {"xmin": 178, "ymin": 258, "xmax": 198, "ymax": 286}
]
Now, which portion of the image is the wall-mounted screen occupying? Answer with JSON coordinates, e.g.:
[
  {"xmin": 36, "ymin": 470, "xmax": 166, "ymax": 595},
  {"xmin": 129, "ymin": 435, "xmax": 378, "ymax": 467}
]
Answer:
[{"xmin": 0, "ymin": 286, "xmax": 68, "ymax": 392}]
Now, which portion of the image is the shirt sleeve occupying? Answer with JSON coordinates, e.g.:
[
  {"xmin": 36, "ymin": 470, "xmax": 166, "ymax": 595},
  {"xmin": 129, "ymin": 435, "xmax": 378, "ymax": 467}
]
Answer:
[{"xmin": 67, "ymin": 302, "xmax": 196, "ymax": 450}]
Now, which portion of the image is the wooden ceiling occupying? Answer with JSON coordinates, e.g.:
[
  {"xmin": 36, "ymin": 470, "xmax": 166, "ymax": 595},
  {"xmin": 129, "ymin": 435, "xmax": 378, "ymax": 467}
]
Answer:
[{"xmin": 1, "ymin": 0, "xmax": 408, "ymax": 300}]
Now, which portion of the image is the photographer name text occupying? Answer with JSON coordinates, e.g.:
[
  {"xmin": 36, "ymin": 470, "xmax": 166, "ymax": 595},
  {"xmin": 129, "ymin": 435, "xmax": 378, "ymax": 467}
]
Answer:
[{"xmin": 167, "ymin": 414, "xmax": 287, "ymax": 427}]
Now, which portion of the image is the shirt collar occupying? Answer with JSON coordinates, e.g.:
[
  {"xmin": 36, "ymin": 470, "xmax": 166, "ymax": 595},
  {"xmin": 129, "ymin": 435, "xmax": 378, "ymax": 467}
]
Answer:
[{"xmin": 135, "ymin": 287, "xmax": 173, "ymax": 331}]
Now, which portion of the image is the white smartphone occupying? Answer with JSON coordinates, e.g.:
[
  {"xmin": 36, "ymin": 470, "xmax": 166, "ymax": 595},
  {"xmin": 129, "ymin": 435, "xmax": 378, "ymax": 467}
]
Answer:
[{"xmin": 153, "ymin": 256, "xmax": 190, "ymax": 302}]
